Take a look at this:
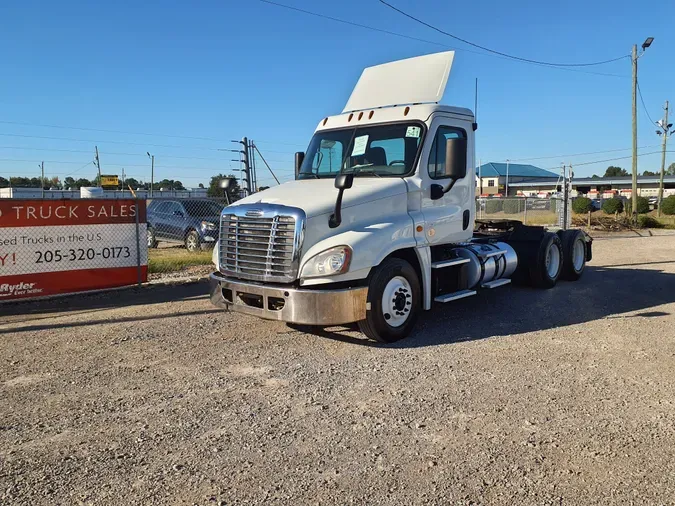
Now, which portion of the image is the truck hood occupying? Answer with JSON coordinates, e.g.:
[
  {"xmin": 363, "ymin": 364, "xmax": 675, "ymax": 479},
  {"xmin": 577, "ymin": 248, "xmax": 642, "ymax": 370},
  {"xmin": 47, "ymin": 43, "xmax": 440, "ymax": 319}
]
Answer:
[{"xmin": 231, "ymin": 178, "xmax": 407, "ymax": 218}]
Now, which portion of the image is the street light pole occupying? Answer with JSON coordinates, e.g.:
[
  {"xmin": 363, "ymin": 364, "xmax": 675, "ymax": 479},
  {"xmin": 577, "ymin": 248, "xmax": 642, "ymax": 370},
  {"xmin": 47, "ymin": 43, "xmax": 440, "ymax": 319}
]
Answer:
[
  {"xmin": 632, "ymin": 37, "xmax": 654, "ymax": 221},
  {"xmin": 505, "ymin": 159, "xmax": 510, "ymax": 197}
]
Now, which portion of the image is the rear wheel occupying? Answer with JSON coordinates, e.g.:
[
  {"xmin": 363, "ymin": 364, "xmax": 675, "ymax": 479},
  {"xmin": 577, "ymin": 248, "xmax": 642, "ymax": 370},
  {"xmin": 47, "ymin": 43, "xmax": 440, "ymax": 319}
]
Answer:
[
  {"xmin": 559, "ymin": 230, "xmax": 586, "ymax": 281},
  {"xmin": 530, "ymin": 232, "xmax": 563, "ymax": 289},
  {"xmin": 185, "ymin": 230, "xmax": 200, "ymax": 252},
  {"xmin": 358, "ymin": 258, "xmax": 420, "ymax": 343}
]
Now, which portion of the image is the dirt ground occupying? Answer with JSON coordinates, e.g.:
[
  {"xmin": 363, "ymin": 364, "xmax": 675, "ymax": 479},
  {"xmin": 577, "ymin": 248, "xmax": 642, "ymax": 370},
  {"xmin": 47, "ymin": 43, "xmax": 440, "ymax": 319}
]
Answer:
[{"xmin": 2, "ymin": 234, "xmax": 675, "ymax": 505}]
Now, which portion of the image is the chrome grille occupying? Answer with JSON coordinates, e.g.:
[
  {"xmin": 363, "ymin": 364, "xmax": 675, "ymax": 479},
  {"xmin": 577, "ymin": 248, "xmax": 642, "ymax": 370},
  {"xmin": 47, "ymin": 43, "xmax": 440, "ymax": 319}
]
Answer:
[{"xmin": 219, "ymin": 207, "xmax": 303, "ymax": 283}]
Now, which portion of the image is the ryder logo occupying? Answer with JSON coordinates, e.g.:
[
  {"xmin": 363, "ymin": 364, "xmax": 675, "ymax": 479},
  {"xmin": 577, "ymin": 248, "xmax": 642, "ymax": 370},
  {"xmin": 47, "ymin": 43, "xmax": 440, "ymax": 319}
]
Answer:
[{"xmin": 0, "ymin": 281, "xmax": 42, "ymax": 297}]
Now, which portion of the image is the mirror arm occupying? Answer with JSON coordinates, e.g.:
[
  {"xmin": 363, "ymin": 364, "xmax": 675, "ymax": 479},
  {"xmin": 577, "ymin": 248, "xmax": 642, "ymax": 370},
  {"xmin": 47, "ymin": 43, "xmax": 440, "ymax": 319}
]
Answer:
[
  {"xmin": 443, "ymin": 178, "xmax": 458, "ymax": 194},
  {"xmin": 329, "ymin": 189, "xmax": 346, "ymax": 228}
]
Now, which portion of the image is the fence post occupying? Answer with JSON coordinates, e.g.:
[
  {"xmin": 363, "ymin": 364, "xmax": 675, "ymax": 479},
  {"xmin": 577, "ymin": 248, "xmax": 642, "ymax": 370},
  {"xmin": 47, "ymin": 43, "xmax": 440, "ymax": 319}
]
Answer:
[
  {"xmin": 135, "ymin": 196, "xmax": 142, "ymax": 287},
  {"xmin": 588, "ymin": 210, "xmax": 591, "ymax": 227},
  {"xmin": 523, "ymin": 197, "xmax": 528, "ymax": 224}
]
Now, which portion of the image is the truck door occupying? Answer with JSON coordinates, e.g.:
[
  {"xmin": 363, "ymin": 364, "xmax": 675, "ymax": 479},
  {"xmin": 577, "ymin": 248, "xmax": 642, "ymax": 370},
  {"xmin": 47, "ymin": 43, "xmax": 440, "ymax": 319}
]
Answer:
[{"xmin": 419, "ymin": 118, "xmax": 475, "ymax": 245}]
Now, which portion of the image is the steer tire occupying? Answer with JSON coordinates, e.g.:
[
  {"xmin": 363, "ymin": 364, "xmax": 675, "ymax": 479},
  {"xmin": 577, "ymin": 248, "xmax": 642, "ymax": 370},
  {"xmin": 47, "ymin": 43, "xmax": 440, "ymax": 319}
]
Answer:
[
  {"xmin": 559, "ymin": 230, "xmax": 586, "ymax": 281},
  {"xmin": 358, "ymin": 258, "xmax": 420, "ymax": 343},
  {"xmin": 529, "ymin": 232, "xmax": 563, "ymax": 289}
]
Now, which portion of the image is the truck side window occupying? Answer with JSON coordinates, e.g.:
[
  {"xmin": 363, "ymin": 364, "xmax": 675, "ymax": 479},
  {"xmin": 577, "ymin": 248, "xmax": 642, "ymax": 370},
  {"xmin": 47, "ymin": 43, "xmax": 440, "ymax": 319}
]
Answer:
[{"xmin": 427, "ymin": 127, "xmax": 466, "ymax": 179}]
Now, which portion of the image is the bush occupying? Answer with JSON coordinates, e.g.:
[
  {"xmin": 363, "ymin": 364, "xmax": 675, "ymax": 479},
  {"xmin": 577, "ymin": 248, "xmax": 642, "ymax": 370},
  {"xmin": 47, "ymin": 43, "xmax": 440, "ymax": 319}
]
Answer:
[
  {"xmin": 484, "ymin": 199, "xmax": 503, "ymax": 214},
  {"xmin": 661, "ymin": 195, "xmax": 675, "ymax": 215},
  {"xmin": 626, "ymin": 196, "xmax": 650, "ymax": 214},
  {"xmin": 572, "ymin": 197, "xmax": 593, "ymax": 214},
  {"xmin": 637, "ymin": 215, "xmax": 663, "ymax": 229},
  {"xmin": 502, "ymin": 199, "xmax": 525, "ymax": 214},
  {"xmin": 601, "ymin": 197, "xmax": 624, "ymax": 214}
]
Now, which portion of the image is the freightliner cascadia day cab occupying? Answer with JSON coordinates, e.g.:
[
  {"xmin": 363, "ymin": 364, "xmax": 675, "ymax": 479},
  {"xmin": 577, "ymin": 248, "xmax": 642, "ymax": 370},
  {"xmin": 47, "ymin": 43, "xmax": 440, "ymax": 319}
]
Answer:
[{"xmin": 209, "ymin": 51, "xmax": 592, "ymax": 342}]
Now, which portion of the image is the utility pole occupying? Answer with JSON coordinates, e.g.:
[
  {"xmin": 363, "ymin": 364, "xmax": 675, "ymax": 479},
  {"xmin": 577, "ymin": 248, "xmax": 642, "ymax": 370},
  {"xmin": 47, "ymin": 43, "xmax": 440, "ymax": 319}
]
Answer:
[
  {"xmin": 631, "ymin": 44, "xmax": 638, "ymax": 221},
  {"xmin": 657, "ymin": 100, "xmax": 673, "ymax": 217},
  {"xmin": 94, "ymin": 146, "xmax": 102, "ymax": 187},
  {"xmin": 505, "ymin": 159, "xmax": 510, "ymax": 197},
  {"xmin": 147, "ymin": 152, "xmax": 154, "ymax": 197},
  {"xmin": 249, "ymin": 140, "xmax": 258, "ymax": 192},
  {"xmin": 40, "ymin": 161, "xmax": 44, "ymax": 198},
  {"xmin": 231, "ymin": 137, "xmax": 251, "ymax": 196},
  {"xmin": 631, "ymin": 37, "xmax": 654, "ymax": 221},
  {"xmin": 121, "ymin": 167, "xmax": 126, "ymax": 193}
]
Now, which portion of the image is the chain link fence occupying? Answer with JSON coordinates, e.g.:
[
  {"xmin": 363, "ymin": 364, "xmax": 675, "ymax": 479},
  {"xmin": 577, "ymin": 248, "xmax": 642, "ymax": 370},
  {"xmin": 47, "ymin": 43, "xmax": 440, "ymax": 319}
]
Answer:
[
  {"xmin": 475, "ymin": 196, "xmax": 570, "ymax": 228},
  {"xmin": 144, "ymin": 197, "xmax": 229, "ymax": 280}
]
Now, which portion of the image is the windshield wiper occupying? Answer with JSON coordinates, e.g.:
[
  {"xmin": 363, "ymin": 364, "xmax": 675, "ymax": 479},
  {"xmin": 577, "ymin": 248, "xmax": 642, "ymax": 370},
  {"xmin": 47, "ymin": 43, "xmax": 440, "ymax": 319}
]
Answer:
[{"xmin": 344, "ymin": 164, "xmax": 382, "ymax": 177}]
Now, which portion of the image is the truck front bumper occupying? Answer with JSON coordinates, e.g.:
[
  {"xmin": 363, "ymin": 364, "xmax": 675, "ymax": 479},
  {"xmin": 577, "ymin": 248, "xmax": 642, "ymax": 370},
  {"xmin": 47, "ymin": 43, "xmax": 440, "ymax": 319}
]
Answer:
[{"xmin": 209, "ymin": 272, "xmax": 368, "ymax": 325}]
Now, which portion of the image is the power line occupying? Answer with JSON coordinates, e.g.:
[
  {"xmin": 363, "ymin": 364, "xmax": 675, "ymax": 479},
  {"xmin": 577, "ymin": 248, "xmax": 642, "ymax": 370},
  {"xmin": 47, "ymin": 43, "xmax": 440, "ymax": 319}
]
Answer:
[
  {"xmin": 637, "ymin": 81, "xmax": 658, "ymax": 126},
  {"xmin": 260, "ymin": 0, "xmax": 625, "ymax": 78},
  {"xmin": 378, "ymin": 0, "xmax": 630, "ymax": 68},
  {"xmin": 510, "ymin": 144, "xmax": 661, "ymax": 162},
  {"xmin": 0, "ymin": 132, "xmax": 223, "ymax": 151},
  {"xmin": 545, "ymin": 150, "xmax": 671, "ymax": 170},
  {"xmin": 0, "ymin": 145, "xmax": 234, "ymax": 162}
]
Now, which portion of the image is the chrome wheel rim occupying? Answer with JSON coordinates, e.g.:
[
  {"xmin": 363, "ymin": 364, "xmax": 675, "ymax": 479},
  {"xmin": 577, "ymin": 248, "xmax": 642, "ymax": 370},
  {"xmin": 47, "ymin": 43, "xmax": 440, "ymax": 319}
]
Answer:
[
  {"xmin": 545, "ymin": 243, "xmax": 561, "ymax": 279},
  {"xmin": 187, "ymin": 235, "xmax": 198, "ymax": 251},
  {"xmin": 147, "ymin": 229, "xmax": 154, "ymax": 247},
  {"xmin": 381, "ymin": 276, "xmax": 412, "ymax": 328},
  {"xmin": 572, "ymin": 238, "xmax": 585, "ymax": 272}
]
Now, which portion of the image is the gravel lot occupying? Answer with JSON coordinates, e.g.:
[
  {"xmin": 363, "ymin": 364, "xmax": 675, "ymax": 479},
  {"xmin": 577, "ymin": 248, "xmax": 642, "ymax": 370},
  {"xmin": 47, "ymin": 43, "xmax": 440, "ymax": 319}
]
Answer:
[{"xmin": 2, "ymin": 234, "xmax": 675, "ymax": 505}]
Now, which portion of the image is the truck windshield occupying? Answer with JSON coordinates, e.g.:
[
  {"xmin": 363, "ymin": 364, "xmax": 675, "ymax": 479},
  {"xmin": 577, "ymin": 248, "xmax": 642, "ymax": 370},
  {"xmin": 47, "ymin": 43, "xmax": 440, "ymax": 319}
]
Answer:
[{"xmin": 298, "ymin": 122, "xmax": 424, "ymax": 179}]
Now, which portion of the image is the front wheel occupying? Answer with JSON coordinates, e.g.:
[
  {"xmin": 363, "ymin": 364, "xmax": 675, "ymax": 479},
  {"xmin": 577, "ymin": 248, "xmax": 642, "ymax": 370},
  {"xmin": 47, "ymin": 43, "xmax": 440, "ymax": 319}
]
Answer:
[
  {"xmin": 185, "ymin": 230, "xmax": 200, "ymax": 252},
  {"xmin": 358, "ymin": 258, "xmax": 421, "ymax": 343},
  {"xmin": 147, "ymin": 227, "xmax": 158, "ymax": 248}
]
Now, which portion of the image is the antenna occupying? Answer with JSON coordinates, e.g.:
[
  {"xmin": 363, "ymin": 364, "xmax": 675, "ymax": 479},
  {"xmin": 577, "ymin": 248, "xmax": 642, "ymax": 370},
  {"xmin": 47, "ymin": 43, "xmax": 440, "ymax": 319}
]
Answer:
[{"xmin": 473, "ymin": 78, "xmax": 478, "ymax": 131}]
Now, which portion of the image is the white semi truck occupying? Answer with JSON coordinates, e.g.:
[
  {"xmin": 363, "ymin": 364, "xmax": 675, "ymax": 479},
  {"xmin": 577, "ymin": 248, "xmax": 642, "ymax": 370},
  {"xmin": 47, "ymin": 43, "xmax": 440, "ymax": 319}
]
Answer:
[{"xmin": 209, "ymin": 51, "xmax": 592, "ymax": 342}]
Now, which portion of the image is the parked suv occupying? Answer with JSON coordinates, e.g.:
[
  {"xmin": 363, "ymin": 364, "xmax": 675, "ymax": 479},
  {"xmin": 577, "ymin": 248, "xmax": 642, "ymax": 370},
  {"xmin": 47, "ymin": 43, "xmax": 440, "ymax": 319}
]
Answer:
[{"xmin": 147, "ymin": 199, "xmax": 225, "ymax": 251}]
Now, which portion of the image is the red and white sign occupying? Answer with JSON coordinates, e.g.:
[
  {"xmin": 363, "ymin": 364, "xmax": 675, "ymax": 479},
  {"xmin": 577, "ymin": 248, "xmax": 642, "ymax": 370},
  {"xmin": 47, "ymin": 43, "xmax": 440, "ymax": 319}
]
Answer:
[{"xmin": 0, "ymin": 199, "xmax": 148, "ymax": 301}]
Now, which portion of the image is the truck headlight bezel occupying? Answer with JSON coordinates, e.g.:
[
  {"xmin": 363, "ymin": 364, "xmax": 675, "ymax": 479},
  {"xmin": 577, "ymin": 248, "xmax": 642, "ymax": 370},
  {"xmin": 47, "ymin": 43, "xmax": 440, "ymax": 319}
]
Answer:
[
  {"xmin": 300, "ymin": 245, "xmax": 352, "ymax": 278},
  {"xmin": 201, "ymin": 221, "xmax": 217, "ymax": 231}
]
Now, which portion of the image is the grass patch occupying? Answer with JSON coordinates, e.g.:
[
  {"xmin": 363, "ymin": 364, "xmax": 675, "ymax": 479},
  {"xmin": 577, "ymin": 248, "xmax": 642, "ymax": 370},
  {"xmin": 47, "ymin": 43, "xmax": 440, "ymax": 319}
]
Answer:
[{"xmin": 148, "ymin": 248, "xmax": 213, "ymax": 274}]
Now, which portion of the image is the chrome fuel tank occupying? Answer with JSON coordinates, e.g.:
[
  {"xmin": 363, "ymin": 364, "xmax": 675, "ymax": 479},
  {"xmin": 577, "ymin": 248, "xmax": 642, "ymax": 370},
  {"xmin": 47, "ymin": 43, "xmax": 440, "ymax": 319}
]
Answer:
[{"xmin": 454, "ymin": 242, "xmax": 518, "ymax": 289}]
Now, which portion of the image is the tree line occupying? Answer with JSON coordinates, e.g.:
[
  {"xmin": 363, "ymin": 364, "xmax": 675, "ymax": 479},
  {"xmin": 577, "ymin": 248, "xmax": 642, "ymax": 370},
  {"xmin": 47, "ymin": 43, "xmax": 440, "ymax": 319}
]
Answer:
[{"xmin": 593, "ymin": 163, "xmax": 675, "ymax": 178}]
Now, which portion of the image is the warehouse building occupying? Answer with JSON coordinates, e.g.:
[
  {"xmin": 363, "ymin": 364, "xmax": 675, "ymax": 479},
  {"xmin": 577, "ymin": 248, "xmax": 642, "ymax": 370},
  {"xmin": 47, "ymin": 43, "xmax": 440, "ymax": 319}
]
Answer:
[
  {"xmin": 508, "ymin": 175, "xmax": 675, "ymax": 198},
  {"xmin": 476, "ymin": 163, "xmax": 560, "ymax": 196}
]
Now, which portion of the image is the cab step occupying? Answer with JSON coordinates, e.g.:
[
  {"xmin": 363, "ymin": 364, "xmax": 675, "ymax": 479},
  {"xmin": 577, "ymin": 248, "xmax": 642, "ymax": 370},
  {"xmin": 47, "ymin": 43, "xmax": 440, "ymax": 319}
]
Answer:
[
  {"xmin": 434, "ymin": 289, "xmax": 476, "ymax": 303},
  {"xmin": 431, "ymin": 258, "xmax": 470, "ymax": 269},
  {"xmin": 481, "ymin": 278, "xmax": 511, "ymax": 289}
]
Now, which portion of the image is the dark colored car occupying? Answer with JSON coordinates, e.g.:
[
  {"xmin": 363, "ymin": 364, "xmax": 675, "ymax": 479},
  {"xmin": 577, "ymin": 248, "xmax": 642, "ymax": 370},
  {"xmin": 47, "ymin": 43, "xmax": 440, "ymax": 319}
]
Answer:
[{"xmin": 147, "ymin": 199, "xmax": 225, "ymax": 251}]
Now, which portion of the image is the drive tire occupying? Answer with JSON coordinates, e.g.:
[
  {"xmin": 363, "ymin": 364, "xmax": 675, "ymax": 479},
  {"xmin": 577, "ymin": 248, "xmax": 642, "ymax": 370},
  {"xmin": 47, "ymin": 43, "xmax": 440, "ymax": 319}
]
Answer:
[
  {"xmin": 147, "ymin": 227, "xmax": 158, "ymax": 248},
  {"xmin": 530, "ymin": 232, "xmax": 563, "ymax": 289},
  {"xmin": 559, "ymin": 229, "xmax": 586, "ymax": 281},
  {"xmin": 185, "ymin": 230, "xmax": 200, "ymax": 252},
  {"xmin": 358, "ymin": 258, "xmax": 420, "ymax": 343}
]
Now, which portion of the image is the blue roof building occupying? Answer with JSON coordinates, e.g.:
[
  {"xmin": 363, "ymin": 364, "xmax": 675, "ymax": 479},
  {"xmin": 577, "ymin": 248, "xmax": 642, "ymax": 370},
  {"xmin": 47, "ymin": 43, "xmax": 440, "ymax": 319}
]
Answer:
[{"xmin": 476, "ymin": 162, "xmax": 559, "ymax": 195}]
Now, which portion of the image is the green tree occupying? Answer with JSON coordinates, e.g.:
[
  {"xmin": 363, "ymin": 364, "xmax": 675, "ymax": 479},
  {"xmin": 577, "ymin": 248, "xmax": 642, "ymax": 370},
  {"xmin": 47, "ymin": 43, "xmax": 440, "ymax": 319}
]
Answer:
[
  {"xmin": 198, "ymin": 183, "xmax": 205, "ymax": 189},
  {"xmin": 74, "ymin": 178, "xmax": 93, "ymax": 188},
  {"xmin": 667, "ymin": 162, "xmax": 675, "ymax": 176},
  {"xmin": 63, "ymin": 177, "xmax": 76, "ymax": 188},
  {"xmin": 604, "ymin": 166, "xmax": 628, "ymax": 177},
  {"xmin": 572, "ymin": 197, "xmax": 593, "ymax": 214},
  {"xmin": 591, "ymin": 174, "xmax": 600, "ymax": 179},
  {"xmin": 642, "ymin": 170, "xmax": 657, "ymax": 176},
  {"xmin": 0, "ymin": 176, "xmax": 8, "ymax": 188},
  {"xmin": 208, "ymin": 173, "xmax": 241, "ymax": 203},
  {"xmin": 123, "ymin": 177, "xmax": 141, "ymax": 190}
]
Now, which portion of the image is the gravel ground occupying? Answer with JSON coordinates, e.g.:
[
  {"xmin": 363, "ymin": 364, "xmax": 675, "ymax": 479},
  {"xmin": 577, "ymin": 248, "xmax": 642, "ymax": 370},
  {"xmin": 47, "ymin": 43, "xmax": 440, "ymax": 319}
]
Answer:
[{"xmin": 2, "ymin": 234, "xmax": 675, "ymax": 505}]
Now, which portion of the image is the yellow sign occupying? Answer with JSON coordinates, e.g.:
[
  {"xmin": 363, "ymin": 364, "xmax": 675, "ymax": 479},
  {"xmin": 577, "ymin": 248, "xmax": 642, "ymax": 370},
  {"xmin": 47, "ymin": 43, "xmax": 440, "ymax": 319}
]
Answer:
[{"xmin": 100, "ymin": 175, "xmax": 119, "ymax": 187}]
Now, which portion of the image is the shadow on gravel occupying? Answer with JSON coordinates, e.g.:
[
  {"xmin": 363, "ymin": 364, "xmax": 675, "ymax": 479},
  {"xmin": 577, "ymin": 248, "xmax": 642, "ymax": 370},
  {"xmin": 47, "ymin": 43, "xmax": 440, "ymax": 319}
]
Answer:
[
  {"xmin": 313, "ymin": 265, "xmax": 675, "ymax": 349},
  {"xmin": 0, "ymin": 280, "xmax": 209, "ymax": 324}
]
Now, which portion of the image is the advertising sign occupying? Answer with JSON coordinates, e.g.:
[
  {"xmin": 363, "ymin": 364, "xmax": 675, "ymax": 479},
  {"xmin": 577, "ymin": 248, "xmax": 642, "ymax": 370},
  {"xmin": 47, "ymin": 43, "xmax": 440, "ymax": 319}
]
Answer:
[
  {"xmin": 100, "ymin": 175, "xmax": 119, "ymax": 187},
  {"xmin": 0, "ymin": 199, "xmax": 148, "ymax": 301}
]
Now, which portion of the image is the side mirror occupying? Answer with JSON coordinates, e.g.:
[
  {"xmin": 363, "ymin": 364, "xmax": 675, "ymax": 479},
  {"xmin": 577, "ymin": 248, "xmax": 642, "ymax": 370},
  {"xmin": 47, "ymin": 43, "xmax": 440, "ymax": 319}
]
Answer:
[
  {"xmin": 294, "ymin": 152, "xmax": 305, "ymax": 179},
  {"xmin": 329, "ymin": 173, "xmax": 354, "ymax": 228},
  {"xmin": 444, "ymin": 137, "xmax": 467, "ymax": 179},
  {"xmin": 219, "ymin": 177, "xmax": 233, "ymax": 189},
  {"xmin": 334, "ymin": 173, "xmax": 354, "ymax": 190}
]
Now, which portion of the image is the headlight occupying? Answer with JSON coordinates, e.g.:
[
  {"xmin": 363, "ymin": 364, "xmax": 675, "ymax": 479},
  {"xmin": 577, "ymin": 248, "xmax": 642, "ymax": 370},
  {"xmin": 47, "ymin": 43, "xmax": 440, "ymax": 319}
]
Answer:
[
  {"xmin": 201, "ymin": 221, "xmax": 217, "ymax": 231},
  {"xmin": 301, "ymin": 246, "xmax": 352, "ymax": 278}
]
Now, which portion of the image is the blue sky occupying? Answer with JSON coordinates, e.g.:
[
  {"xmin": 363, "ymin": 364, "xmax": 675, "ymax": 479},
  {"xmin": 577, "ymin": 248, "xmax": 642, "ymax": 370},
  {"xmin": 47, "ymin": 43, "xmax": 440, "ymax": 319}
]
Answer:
[{"xmin": 1, "ymin": 0, "xmax": 673, "ymax": 188}]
